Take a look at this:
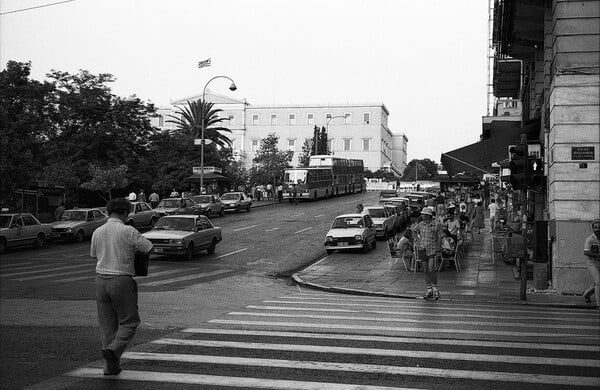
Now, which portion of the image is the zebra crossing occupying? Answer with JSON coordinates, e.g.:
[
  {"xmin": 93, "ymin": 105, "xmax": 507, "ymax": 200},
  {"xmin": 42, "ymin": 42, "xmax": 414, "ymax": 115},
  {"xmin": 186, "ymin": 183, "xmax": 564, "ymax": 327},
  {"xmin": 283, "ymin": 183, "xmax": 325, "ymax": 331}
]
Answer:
[
  {"xmin": 64, "ymin": 292, "xmax": 600, "ymax": 389},
  {"xmin": 0, "ymin": 259, "xmax": 239, "ymax": 290}
]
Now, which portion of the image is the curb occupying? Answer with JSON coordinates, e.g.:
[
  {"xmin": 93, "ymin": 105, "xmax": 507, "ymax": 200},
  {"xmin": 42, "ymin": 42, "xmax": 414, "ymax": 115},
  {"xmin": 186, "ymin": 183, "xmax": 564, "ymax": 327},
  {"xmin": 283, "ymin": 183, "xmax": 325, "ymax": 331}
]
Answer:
[{"xmin": 291, "ymin": 273, "xmax": 590, "ymax": 309}]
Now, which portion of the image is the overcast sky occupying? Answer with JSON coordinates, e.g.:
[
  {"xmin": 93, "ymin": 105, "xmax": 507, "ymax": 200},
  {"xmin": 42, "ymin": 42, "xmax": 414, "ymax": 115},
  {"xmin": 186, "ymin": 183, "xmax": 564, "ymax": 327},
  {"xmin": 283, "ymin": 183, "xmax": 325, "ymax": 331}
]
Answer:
[{"xmin": 1, "ymin": 0, "xmax": 489, "ymax": 162}]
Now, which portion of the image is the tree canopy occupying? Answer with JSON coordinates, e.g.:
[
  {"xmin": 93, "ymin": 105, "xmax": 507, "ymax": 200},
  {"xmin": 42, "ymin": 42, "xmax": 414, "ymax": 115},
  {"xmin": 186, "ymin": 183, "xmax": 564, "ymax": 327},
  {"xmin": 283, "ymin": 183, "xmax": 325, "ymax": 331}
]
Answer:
[
  {"xmin": 400, "ymin": 159, "xmax": 439, "ymax": 181},
  {"xmin": 250, "ymin": 133, "xmax": 293, "ymax": 184}
]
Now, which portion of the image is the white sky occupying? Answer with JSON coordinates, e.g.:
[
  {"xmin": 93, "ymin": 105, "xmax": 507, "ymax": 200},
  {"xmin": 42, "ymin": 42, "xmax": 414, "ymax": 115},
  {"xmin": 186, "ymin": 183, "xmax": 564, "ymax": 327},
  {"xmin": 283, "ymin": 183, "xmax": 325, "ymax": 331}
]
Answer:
[{"xmin": 1, "ymin": 0, "xmax": 489, "ymax": 162}]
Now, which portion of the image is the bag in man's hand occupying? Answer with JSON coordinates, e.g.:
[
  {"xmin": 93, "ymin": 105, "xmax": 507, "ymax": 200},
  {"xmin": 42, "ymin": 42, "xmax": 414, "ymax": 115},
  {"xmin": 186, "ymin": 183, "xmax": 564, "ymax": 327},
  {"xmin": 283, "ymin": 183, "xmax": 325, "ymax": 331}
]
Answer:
[{"xmin": 134, "ymin": 251, "xmax": 150, "ymax": 276}]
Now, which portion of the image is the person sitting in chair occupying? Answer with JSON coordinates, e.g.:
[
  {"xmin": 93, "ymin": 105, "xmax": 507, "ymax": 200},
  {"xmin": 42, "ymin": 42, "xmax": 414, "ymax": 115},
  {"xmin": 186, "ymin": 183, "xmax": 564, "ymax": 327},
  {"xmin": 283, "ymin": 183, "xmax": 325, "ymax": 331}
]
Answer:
[{"xmin": 396, "ymin": 229, "xmax": 414, "ymax": 260}]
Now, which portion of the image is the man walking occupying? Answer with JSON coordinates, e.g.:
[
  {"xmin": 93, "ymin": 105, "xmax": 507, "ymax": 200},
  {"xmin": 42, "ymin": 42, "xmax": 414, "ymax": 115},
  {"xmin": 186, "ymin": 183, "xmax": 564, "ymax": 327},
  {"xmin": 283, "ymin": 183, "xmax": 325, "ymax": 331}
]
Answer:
[
  {"xmin": 90, "ymin": 198, "xmax": 153, "ymax": 375},
  {"xmin": 413, "ymin": 207, "xmax": 443, "ymax": 300},
  {"xmin": 148, "ymin": 191, "xmax": 160, "ymax": 209}
]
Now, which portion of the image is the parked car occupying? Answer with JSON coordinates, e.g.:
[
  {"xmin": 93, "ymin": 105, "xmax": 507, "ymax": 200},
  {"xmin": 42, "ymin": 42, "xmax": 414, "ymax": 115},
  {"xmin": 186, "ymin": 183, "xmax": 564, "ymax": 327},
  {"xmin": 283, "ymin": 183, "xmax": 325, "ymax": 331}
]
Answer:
[
  {"xmin": 50, "ymin": 208, "xmax": 108, "ymax": 242},
  {"xmin": 324, "ymin": 213, "xmax": 376, "ymax": 254},
  {"xmin": 380, "ymin": 197, "xmax": 410, "ymax": 227},
  {"xmin": 220, "ymin": 192, "xmax": 252, "ymax": 213},
  {"xmin": 154, "ymin": 198, "xmax": 199, "ymax": 218},
  {"xmin": 192, "ymin": 194, "xmax": 225, "ymax": 218},
  {"xmin": 406, "ymin": 194, "xmax": 426, "ymax": 217},
  {"xmin": 362, "ymin": 206, "xmax": 396, "ymax": 239},
  {"xmin": 0, "ymin": 212, "xmax": 53, "ymax": 254},
  {"xmin": 126, "ymin": 202, "xmax": 161, "ymax": 229},
  {"xmin": 142, "ymin": 215, "xmax": 222, "ymax": 260}
]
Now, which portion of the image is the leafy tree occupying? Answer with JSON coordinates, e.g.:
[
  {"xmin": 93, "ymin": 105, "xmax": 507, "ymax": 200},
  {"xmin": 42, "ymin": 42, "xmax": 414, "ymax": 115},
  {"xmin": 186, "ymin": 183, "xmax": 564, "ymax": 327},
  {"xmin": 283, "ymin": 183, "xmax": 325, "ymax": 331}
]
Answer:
[
  {"xmin": 0, "ymin": 61, "xmax": 54, "ymax": 204},
  {"xmin": 167, "ymin": 99, "xmax": 232, "ymax": 148},
  {"xmin": 311, "ymin": 125, "xmax": 329, "ymax": 155},
  {"xmin": 297, "ymin": 139, "xmax": 312, "ymax": 167},
  {"xmin": 401, "ymin": 159, "xmax": 438, "ymax": 181},
  {"xmin": 80, "ymin": 164, "xmax": 129, "ymax": 201},
  {"xmin": 251, "ymin": 133, "xmax": 293, "ymax": 184}
]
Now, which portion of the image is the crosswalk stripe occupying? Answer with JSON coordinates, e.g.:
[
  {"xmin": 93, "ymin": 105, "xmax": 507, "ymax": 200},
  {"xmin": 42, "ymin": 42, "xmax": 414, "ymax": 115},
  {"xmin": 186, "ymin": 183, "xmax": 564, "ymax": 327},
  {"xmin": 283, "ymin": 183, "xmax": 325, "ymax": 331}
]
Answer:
[
  {"xmin": 209, "ymin": 319, "xmax": 597, "ymax": 339},
  {"xmin": 264, "ymin": 299, "xmax": 598, "ymax": 319},
  {"xmin": 0, "ymin": 263, "xmax": 91, "ymax": 278},
  {"xmin": 53, "ymin": 266, "xmax": 162, "ymax": 283},
  {"xmin": 224, "ymin": 311, "xmax": 599, "ymax": 331},
  {"xmin": 119, "ymin": 352, "xmax": 600, "ymax": 387},
  {"xmin": 152, "ymin": 338, "xmax": 599, "ymax": 367},
  {"xmin": 0, "ymin": 262, "xmax": 40, "ymax": 269},
  {"xmin": 244, "ymin": 305, "xmax": 599, "ymax": 329},
  {"xmin": 67, "ymin": 368, "xmax": 414, "ymax": 389},
  {"xmin": 138, "ymin": 269, "xmax": 234, "ymax": 286},
  {"xmin": 182, "ymin": 328, "xmax": 600, "ymax": 351},
  {"xmin": 10, "ymin": 268, "xmax": 93, "ymax": 281}
]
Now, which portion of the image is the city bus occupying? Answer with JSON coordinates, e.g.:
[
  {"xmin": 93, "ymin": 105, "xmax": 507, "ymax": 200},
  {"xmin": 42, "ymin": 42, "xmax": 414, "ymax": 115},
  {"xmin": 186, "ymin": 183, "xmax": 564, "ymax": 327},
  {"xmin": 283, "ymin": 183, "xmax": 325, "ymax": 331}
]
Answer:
[{"xmin": 283, "ymin": 155, "xmax": 365, "ymax": 201}]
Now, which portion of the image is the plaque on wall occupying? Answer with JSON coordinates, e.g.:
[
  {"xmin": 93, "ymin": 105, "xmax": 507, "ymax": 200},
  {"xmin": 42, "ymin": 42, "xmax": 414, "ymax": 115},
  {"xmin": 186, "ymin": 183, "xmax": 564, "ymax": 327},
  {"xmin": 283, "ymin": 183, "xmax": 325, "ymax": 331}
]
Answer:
[{"xmin": 571, "ymin": 146, "xmax": 594, "ymax": 160}]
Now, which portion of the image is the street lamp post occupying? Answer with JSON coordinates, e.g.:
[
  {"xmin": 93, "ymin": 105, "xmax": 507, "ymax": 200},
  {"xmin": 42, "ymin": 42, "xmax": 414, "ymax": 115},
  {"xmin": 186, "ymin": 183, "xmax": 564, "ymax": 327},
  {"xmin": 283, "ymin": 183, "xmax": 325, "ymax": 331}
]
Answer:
[
  {"xmin": 199, "ymin": 76, "xmax": 237, "ymax": 193},
  {"xmin": 323, "ymin": 114, "xmax": 348, "ymax": 155}
]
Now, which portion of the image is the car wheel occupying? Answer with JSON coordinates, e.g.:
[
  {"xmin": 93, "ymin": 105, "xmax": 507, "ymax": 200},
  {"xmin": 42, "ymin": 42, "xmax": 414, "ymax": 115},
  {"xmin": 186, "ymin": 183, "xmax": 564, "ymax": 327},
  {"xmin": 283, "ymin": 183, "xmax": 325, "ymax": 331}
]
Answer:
[
  {"xmin": 33, "ymin": 233, "xmax": 45, "ymax": 249},
  {"xmin": 362, "ymin": 241, "xmax": 369, "ymax": 253},
  {"xmin": 74, "ymin": 230, "xmax": 84, "ymax": 243},
  {"xmin": 219, "ymin": 208, "xmax": 224, "ymax": 217},
  {"xmin": 184, "ymin": 243, "xmax": 194, "ymax": 261},
  {"xmin": 0, "ymin": 239, "xmax": 6, "ymax": 254},
  {"xmin": 246, "ymin": 204, "xmax": 251, "ymax": 212},
  {"xmin": 207, "ymin": 238, "xmax": 217, "ymax": 254},
  {"xmin": 371, "ymin": 238, "xmax": 377, "ymax": 249},
  {"xmin": 326, "ymin": 249, "xmax": 333, "ymax": 255},
  {"xmin": 236, "ymin": 205, "xmax": 241, "ymax": 213},
  {"xmin": 126, "ymin": 220, "xmax": 134, "ymax": 226}
]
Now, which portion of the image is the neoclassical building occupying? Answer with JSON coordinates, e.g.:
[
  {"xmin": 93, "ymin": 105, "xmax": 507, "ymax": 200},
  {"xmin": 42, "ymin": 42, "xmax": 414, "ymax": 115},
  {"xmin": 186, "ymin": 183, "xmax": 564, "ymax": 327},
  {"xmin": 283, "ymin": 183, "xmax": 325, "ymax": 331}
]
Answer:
[{"xmin": 151, "ymin": 91, "xmax": 408, "ymax": 175}]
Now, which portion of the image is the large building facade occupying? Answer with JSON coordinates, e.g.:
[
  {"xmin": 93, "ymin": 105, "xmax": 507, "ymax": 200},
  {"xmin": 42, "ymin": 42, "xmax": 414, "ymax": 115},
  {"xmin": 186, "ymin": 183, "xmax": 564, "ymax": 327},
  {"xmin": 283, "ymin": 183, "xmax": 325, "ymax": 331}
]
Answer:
[{"xmin": 151, "ymin": 92, "xmax": 408, "ymax": 175}]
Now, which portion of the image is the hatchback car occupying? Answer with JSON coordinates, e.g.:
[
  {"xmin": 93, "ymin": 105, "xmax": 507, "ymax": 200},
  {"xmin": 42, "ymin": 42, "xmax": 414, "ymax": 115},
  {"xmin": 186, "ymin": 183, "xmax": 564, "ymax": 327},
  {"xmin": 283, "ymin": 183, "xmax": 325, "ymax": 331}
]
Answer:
[
  {"xmin": 154, "ymin": 198, "xmax": 199, "ymax": 218},
  {"xmin": 0, "ymin": 213, "xmax": 53, "ymax": 254},
  {"xmin": 192, "ymin": 194, "xmax": 225, "ymax": 218},
  {"xmin": 324, "ymin": 213, "xmax": 376, "ymax": 254},
  {"xmin": 51, "ymin": 208, "xmax": 108, "ymax": 242},
  {"xmin": 362, "ymin": 206, "xmax": 396, "ymax": 239},
  {"xmin": 126, "ymin": 201, "xmax": 161, "ymax": 229},
  {"xmin": 220, "ymin": 192, "xmax": 252, "ymax": 213},
  {"xmin": 142, "ymin": 215, "xmax": 222, "ymax": 260}
]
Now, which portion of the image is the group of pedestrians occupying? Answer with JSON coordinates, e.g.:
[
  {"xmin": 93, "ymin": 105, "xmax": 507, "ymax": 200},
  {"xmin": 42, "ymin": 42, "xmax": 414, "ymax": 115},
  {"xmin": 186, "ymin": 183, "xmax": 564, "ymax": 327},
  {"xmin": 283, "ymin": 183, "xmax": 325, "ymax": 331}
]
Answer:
[{"xmin": 127, "ymin": 189, "xmax": 160, "ymax": 208}]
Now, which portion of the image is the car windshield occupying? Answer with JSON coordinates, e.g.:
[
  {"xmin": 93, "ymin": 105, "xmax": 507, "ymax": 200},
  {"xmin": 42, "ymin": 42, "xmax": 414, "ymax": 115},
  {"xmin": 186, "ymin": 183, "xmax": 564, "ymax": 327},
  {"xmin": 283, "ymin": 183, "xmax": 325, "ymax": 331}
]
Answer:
[
  {"xmin": 158, "ymin": 200, "xmax": 182, "ymax": 208},
  {"xmin": 153, "ymin": 218, "xmax": 195, "ymax": 231},
  {"xmin": 284, "ymin": 169, "xmax": 307, "ymax": 184},
  {"xmin": 332, "ymin": 217, "xmax": 364, "ymax": 229},
  {"xmin": 221, "ymin": 193, "xmax": 240, "ymax": 201},
  {"xmin": 193, "ymin": 196, "xmax": 211, "ymax": 203},
  {"xmin": 367, "ymin": 209, "xmax": 385, "ymax": 218},
  {"xmin": 60, "ymin": 210, "xmax": 87, "ymax": 221},
  {"xmin": 0, "ymin": 216, "xmax": 12, "ymax": 228}
]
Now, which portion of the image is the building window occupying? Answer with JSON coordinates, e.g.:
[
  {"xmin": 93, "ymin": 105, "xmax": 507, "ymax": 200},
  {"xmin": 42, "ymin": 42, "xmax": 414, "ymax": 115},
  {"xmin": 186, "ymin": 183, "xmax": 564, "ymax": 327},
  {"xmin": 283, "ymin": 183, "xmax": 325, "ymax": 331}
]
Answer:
[
  {"xmin": 307, "ymin": 113, "xmax": 314, "ymax": 125},
  {"xmin": 344, "ymin": 113, "xmax": 351, "ymax": 124},
  {"xmin": 289, "ymin": 113, "xmax": 296, "ymax": 125},
  {"xmin": 251, "ymin": 139, "xmax": 259, "ymax": 152},
  {"xmin": 343, "ymin": 138, "xmax": 351, "ymax": 151},
  {"xmin": 362, "ymin": 138, "xmax": 371, "ymax": 151},
  {"xmin": 287, "ymin": 139, "xmax": 296, "ymax": 151},
  {"xmin": 252, "ymin": 114, "xmax": 259, "ymax": 125},
  {"xmin": 363, "ymin": 112, "xmax": 370, "ymax": 124},
  {"xmin": 158, "ymin": 115, "xmax": 164, "ymax": 127},
  {"xmin": 270, "ymin": 114, "xmax": 277, "ymax": 125}
]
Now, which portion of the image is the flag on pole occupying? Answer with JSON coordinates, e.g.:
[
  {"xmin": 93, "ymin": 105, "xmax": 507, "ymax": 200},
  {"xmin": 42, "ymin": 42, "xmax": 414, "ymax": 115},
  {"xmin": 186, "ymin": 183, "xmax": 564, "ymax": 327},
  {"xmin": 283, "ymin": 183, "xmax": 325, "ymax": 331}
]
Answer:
[{"xmin": 198, "ymin": 58, "xmax": 211, "ymax": 68}]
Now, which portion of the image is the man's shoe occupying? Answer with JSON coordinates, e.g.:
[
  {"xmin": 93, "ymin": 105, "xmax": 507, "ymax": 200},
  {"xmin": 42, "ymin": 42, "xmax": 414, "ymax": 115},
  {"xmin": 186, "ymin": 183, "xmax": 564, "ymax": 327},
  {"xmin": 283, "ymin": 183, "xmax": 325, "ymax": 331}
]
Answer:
[
  {"xmin": 433, "ymin": 290, "xmax": 441, "ymax": 300},
  {"xmin": 102, "ymin": 349, "xmax": 121, "ymax": 375},
  {"xmin": 423, "ymin": 290, "xmax": 434, "ymax": 300}
]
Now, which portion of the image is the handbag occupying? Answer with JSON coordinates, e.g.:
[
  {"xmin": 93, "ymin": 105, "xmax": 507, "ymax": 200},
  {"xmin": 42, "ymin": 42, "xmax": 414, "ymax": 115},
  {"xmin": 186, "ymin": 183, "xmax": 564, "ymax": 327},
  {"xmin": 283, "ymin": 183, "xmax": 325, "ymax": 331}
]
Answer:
[{"xmin": 134, "ymin": 251, "xmax": 149, "ymax": 276}]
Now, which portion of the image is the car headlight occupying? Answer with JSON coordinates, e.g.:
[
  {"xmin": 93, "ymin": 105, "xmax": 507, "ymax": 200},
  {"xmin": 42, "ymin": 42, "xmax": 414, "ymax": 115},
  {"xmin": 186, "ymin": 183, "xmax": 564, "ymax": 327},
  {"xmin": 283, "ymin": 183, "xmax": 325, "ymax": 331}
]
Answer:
[
  {"xmin": 354, "ymin": 235, "xmax": 363, "ymax": 241},
  {"xmin": 326, "ymin": 236, "xmax": 333, "ymax": 242},
  {"xmin": 169, "ymin": 239, "xmax": 184, "ymax": 244}
]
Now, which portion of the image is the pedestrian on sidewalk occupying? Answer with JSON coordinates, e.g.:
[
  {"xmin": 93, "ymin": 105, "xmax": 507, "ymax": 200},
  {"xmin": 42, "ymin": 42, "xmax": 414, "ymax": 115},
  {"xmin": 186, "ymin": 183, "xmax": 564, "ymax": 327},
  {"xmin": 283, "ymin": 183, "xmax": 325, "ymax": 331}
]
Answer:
[
  {"xmin": 90, "ymin": 198, "xmax": 153, "ymax": 375},
  {"xmin": 582, "ymin": 219, "xmax": 600, "ymax": 308},
  {"xmin": 472, "ymin": 200, "xmax": 485, "ymax": 234},
  {"xmin": 488, "ymin": 198, "xmax": 499, "ymax": 232},
  {"xmin": 413, "ymin": 207, "xmax": 443, "ymax": 300},
  {"xmin": 148, "ymin": 191, "xmax": 159, "ymax": 208}
]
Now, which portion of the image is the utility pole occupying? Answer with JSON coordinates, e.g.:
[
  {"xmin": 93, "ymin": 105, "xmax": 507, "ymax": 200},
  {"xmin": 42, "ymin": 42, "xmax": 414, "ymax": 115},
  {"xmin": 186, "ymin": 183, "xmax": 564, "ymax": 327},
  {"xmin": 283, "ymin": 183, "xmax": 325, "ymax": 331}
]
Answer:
[{"xmin": 518, "ymin": 134, "xmax": 528, "ymax": 300}]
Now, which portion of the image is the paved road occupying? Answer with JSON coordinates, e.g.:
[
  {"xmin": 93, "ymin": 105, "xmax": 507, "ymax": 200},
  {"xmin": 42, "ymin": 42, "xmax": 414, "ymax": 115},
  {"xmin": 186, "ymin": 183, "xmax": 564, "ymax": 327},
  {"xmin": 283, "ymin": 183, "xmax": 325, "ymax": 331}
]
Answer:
[{"xmin": 32, "ymin": 290, "xmax": 600, "ymax": 389}]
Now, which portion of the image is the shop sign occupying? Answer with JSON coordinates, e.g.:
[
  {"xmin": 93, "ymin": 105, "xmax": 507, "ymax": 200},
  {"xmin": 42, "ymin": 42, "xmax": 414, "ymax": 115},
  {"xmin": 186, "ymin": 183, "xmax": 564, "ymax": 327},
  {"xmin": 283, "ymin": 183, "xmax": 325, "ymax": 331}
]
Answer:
[{"xmin": 571, "ymin": 146, "xmax": 594, "ymax": 160}]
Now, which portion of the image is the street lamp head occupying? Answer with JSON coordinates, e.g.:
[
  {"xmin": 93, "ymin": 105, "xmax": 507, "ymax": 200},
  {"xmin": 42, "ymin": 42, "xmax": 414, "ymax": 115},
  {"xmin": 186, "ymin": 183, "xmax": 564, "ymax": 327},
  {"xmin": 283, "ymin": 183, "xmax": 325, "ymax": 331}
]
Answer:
[{"xmin": 229, "ymin": 82, "xmax": 237, "ymax": 91}]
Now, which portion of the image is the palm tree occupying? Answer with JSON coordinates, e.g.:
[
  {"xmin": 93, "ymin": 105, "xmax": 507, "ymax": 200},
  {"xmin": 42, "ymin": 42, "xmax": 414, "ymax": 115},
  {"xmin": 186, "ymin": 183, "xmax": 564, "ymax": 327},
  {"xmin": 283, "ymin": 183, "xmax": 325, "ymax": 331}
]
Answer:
[{"xmin": 167, "ymin": 99, "xmax": 232, "ymax": 148}]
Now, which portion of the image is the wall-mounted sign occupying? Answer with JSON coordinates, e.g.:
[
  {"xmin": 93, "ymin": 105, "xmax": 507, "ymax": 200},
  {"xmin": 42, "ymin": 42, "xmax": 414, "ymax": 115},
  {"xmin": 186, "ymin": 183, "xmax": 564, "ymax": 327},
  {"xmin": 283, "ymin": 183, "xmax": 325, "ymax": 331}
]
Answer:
[{"xmin": 571, "ymin": 146, "xmax": 595, "ymax": 160}]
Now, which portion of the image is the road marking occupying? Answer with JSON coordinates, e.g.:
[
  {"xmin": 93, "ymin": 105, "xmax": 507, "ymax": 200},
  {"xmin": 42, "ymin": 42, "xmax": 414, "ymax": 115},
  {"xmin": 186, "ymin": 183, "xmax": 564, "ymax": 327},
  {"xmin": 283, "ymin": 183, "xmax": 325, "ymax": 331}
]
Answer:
[
  {"xmin": 0, "ymin": 263, "xmax": 90, "ymax": 278},
  {"xmin": 152, "ymin": 338, "xmax": 599, "ymax": 368},
  {"xmin": 233, "ymin": 225, "xmax": 258, "ymax": 232},
  {"xmin": 209, "ymin": 319, "xmax": 597, "ymax": 340},
  {"xmin": 115, "ymin": 353, "xmax": 600, "ymax": 387},
  {"xmin": 138, "ymin": 269, "xmax": 234, "ymax": 287},
  {"xmin": 67, "ymin": 368, "xmax": 418, "ymax": 389},
  {"xmin": 225, "ymin": 311, "xmax": 599, "ymax": 331},
  {"xmin": 0, "ymin": 262, "xmax": 38, "ymax": 268},
  {"xmin": 313, "ymin": 214, "xmax": 324, "ymax": 217},
  {"xmin": 294, "ymin": 227, "xmax": 312, "ymax": 234},
  {"xmin": 54, "ymin": 266, "xmax": 165, "ymax": 283},
  {"xmin": 265, "ymin": 227, "xmax": 279, "ymax": 232},
  {"xmin": 246, "ymin": 259, "xmax": 274, "ymax": 266},
  {"xmin": 12, "ymin": 268, "xmax": 93, "ymax": 281},
  {"xmin": 0, "ymin": 264, "xmax": 50, "ymax": 272},
  {"xmin": 213, "ymin": 248, "xmax": 247, "ymax": 259},
  {"xmin": 291, "ymin": 212, "xmax": 305, "ymax": 217},
  {"xmin": 182, "ymin": 328, "xmax": 600, "ymax": 352}
]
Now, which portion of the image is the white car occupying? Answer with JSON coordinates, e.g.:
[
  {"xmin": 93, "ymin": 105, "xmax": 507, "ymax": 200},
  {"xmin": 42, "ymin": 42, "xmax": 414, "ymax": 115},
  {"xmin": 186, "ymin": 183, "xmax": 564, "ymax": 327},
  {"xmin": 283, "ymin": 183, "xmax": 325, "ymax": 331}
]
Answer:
[
  {"xmin": 50, "ymin": 208, "xmax": 108, "ymax": 242},
  {"xmin": 0, "ymin": 213, "xmax": 53, "ymax": 254},
  {"xmin": 362, "ymin": 206, "xmax": 396, "ymax": 239},
  {"xmin": 324, "ymin": 213, "xmax": 377, "ymax": 254}
]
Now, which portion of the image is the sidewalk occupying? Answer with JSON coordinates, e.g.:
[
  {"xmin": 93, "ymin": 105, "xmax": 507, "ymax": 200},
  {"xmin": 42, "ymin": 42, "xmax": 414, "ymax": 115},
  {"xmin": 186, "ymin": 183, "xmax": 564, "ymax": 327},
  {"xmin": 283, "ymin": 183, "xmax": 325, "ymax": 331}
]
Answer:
[{"xmin": 293, "ymin": 220, "xmax": 591, "ymax": 309}]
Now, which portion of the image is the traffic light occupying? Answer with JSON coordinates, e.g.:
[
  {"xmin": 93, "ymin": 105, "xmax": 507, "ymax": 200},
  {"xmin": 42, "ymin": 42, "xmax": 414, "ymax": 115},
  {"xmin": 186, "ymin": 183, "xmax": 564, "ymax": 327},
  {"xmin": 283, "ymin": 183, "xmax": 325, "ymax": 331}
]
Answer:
[
  {"xmin": 509, "ymin": 144, "xmax": 528, "ymax": 190},
  {"xmin": 528, "ymin": 158, "xmax": 543, "ymax": 188}
]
